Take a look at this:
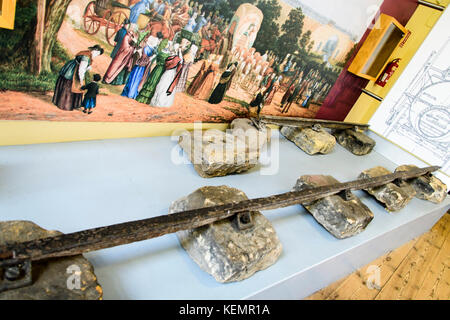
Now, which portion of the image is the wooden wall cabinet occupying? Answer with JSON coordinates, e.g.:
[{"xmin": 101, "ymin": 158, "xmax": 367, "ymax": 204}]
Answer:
[{"xmin": 348, "ymin": 14, "xmax": 408, "ymax": 81}]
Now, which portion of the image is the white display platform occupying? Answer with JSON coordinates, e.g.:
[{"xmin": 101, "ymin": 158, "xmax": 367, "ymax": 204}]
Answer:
[{"xmin": 0, "ymin": 129, "xmax": 448, "ymax": 299}]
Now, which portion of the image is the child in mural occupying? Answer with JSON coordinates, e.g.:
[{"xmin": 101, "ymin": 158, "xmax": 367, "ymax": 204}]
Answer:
[
  {"xmin": 81, "ymin": 74, "xmax": 101, "ymax": 114},
  {"xmin": 52, "ymin": 45, "xmax": 104, "ymax": 111}
]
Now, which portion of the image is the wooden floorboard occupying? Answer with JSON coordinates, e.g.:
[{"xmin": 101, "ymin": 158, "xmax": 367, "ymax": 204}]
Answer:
[{"xmin": 306, "ymin": 212, "xmax": 450, "ymax": 300}]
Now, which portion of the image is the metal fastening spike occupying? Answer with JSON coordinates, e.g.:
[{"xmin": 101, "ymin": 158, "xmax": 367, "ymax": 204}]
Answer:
[{"xmin": 236, "ymin": 212, "xmax": 254, "ymax": 231}]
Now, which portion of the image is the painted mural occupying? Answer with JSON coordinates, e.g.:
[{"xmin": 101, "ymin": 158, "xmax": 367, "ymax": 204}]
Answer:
[{"xmin": 0, "ymin": 0, "xmax": 383, "ymax": 123}]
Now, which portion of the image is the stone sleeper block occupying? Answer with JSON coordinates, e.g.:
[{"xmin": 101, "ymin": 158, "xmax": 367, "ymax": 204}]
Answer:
[
  {"xmin": 396, "ymin": 165, "xmax": 447, "ymax": 204},
  {"xmin": 359, "ymin": 166, "xmax": 416, "ymax": 212},
  {"xmin": 0, "ymin": 221, "xmax": 103, "ymax": 300},
  {"xmin": 332, "ymin": 129, "xmax": 376, "ymax": 156},
  {"xmin": 280, "ymin": 126, "xmax": 336, "ymax": 155},
  {"xmin": 169, "ymin": 186, "xmax": 282, "ymax": 283},
  {"xmin": 293, "ymin": 175, "xmax": 374, "ymax": 239},
  {"xmin": 179, "ymin": 118, "xmax": 269, "ymax": 178}
]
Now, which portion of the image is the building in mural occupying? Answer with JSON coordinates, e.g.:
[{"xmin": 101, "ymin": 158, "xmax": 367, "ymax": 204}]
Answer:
[{"xmin": 229, "ymin": 3, "xmax": 263, "ymax": 50}]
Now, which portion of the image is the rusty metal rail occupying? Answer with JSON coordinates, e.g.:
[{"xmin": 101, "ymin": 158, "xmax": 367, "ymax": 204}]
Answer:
[
  {"xmin": 259, "ymin": 115, "xmax": 370, "ymax": 131},
  {"xmin": 0, "ymin": 166, "xmax": 440, "ymax": 292}
]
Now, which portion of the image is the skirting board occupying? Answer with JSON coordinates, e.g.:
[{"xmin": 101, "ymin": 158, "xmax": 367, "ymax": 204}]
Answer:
[{"xmin": 0, "ymin": 130, "xmax": 448, "ymax": 299}]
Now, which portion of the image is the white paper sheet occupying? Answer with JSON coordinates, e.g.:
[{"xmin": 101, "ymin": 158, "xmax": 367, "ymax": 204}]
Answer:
[{"xmin": 370, "ymin": 7, "xmax": 450, "ymax": 185}]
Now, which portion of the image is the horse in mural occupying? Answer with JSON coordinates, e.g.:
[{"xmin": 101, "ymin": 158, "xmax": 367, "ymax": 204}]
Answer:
[
  {"xmin": 199, "ymin": 26, "xmax": 223, "ymax": 55},
  {"xmin": 146, "ymin": 19, "xmax": 182, "ymax": 40}
]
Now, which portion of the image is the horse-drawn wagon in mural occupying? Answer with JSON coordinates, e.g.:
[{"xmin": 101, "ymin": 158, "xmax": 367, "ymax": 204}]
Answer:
[
  {"xmin": 82, "ymin": 0, "xmax": 188, "ymax": 45},
  {"xmin": 83, "ymin": 0, "xmax": 137, "ymax": 45}
]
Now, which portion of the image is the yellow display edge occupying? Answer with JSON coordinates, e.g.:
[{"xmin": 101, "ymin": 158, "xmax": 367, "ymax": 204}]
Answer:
[
  {"xmin": 0, "ymin": 120, "xmax": 229, "ymax": 146},
  {"xmin": 0, "ymin": 0, "xmax": 17, "ymax": 30}
]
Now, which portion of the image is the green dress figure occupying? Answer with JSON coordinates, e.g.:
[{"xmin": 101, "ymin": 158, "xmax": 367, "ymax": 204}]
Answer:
[{"xmin": 137, "ymin": 39, "xmax": 170, "ymax": 104}]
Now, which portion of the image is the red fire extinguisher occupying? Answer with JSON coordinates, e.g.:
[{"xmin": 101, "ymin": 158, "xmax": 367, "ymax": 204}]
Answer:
[{"xmin": 376, "ymin": 58, "xmax": 401, "ymax": 87}]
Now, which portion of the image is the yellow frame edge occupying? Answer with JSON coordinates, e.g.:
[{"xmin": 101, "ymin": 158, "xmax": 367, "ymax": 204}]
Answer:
[
  {"xmin": 0, "ymin": 121, "xmax": 230, "ymax": 146},
  {"xmin": 0, "ymin": 0, "xmax": 17, "ymax": 30}
]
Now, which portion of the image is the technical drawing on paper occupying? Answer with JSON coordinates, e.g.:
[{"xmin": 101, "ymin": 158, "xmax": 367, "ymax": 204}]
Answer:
[{"xmin": 380, "ymin": 37, "xmax": 450, "ymax": 174}]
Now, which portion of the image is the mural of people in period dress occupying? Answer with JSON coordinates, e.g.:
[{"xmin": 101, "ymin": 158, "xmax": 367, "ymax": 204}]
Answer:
[
  {"xmin": 2, "ymin": 0, "xmax": 385, "ymax": 124},
  {"xmin": 52, "ymin": 45, "xmax": 104, "ymax": 111},
  {"xmin": 230, "ymin": 4, "xmax": 263, "ymax": 50},
  {"xmin": 193, "ymin": 11, "xmax": 207, "ymax": 33}
]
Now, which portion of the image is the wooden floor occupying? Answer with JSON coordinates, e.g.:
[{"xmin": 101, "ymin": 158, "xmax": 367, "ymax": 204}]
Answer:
[{"xmin": 306, "ymin": 212, "xmax": 450, "ymax": 300}]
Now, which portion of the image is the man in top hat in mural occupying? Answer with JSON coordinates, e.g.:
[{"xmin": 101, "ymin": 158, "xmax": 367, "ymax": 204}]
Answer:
[{"xmin": 111, "ymin": 18, "xmax": 131, "ymax": 59}]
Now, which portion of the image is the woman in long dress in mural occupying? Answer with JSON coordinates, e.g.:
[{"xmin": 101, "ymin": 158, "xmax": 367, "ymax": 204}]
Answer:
[
  {"xmin": 52, "ymin": 45, "xmax": 104, "ymax": 111},
  {"xmin": 149, "ymin": 44, "xmax": 184, "ymax": 107},
  {"xmin": 103, "ymin": 30, "xmax": 138, "ymax": 85},
  {"xmin": 208, "ymin": 62, "xmax": 237, "ymax": 104},
  {"xmin": 193, "ymin": 55, "xmax": 221, "ymax": 100},
  {"xmin": 186, "ymin": 54, "xmax": 212, "ymax": 96},
  {"xmin": 121, "ymin": 35, "xmax": 161, "ymax": 99},
  {"xmin": 174, "ymin": 43, "xmax": 198, "ymax": 93},
  {"xmin": 136, "ymin": 39, "xmax": 171, "ymax": 104},
  {"xmin": 264, "ymin": 76, "xmax": 281, "ymax": 106}
]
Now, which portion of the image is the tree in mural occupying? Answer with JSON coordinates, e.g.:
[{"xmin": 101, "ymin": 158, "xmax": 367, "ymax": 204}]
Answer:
[
  {"xmin": 298, "ymin": 30, "xmax": 311, "ymax": 51},
  {"xmin": 0, "ymin": 0, "xmax": 72, "ymax": 75},
  {"xmin": 228, "ymin": 0, "xmax": 257, "ymax": 12},
  {"xmin": 31, "ymin": 0, "xmax": 73, "ymax": 74},
  {"xmin": 253, "ymin": 0, "xmax": 281, "ymax": 55},
  {"xmin": 275, "ymin": 7, "xmax": 305, "ymax": 58},
  {"xmin": 197, "ymin": 0, "xmax": 256, "ymax": 20},
  {"xmin": 307, "ymin": 40, "xmax": 314, "ymax": 53}
]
